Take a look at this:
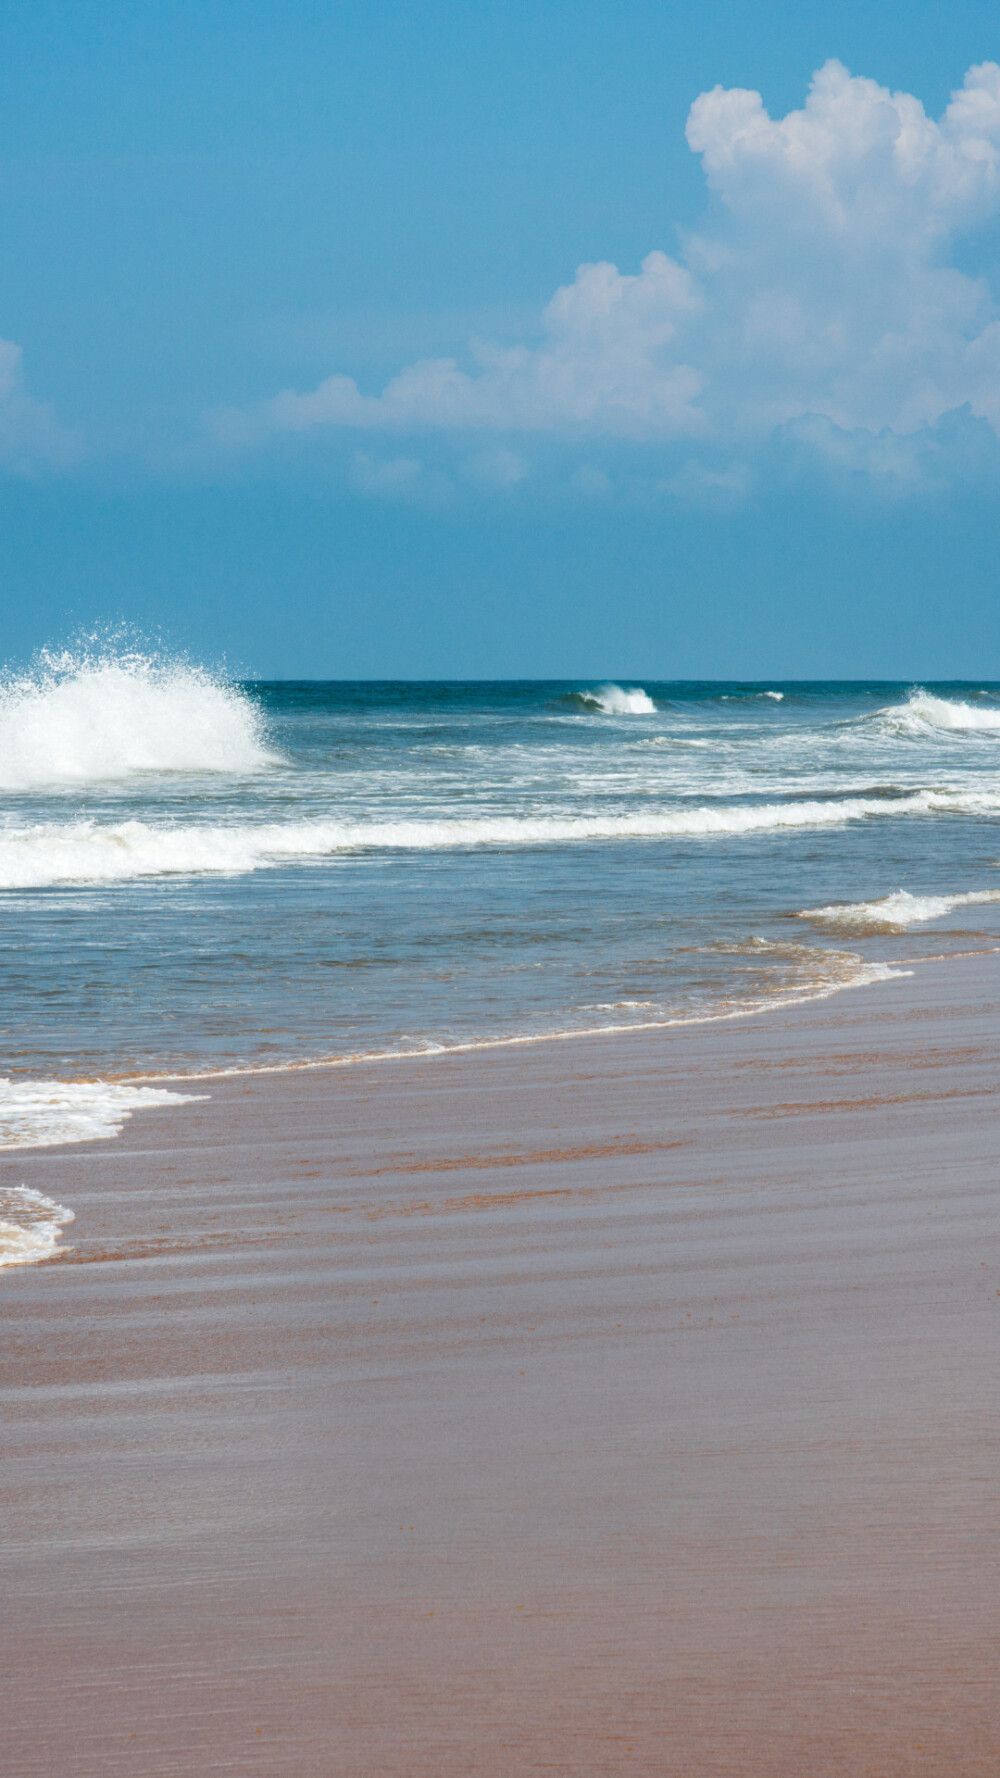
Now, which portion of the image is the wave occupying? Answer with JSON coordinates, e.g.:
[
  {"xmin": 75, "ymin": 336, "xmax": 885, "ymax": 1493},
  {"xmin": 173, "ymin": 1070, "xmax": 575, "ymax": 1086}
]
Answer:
[
  {"xmin": 0, "ymin": 1186, "xmax": 74, "ymax": 1267},
  {"xmin": 569, "ymin": 684, "xmax": 657, "ymax": 715},
  {"xmin": 720, "ymin": 690, "xmax": 784, "ymax": 702},
  {"xmin": 800, "ymin": 887, "xmax": 1000, "ymax": 934},
  {"xmin": 1, "ymin": 789, "xmax": 997, "ymax": 888},
  {"xmin": 878, "ymin": 689, "xmax": 1000, "ymax": 736},
  {"xmin": 0, "ymin": 1077, "xmax": 203, "ymax": 1148},
  {"xmin": 0, "ymin": 648, "xmax": 277, "ymax": 790}
]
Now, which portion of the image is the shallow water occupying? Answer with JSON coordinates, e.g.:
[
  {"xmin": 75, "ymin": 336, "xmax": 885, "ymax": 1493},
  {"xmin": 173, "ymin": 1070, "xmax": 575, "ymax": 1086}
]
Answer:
[{"xmin": 3, "ymin": 655, "xmax": 1000, "ymax": 1166}]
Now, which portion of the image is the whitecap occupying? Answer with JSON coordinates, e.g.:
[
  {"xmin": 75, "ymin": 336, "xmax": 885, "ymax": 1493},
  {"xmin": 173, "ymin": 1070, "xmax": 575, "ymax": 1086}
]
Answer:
[
  {"xmin": 0, "ymin": 647, "xmax": 277, "ymax": 789},
  {"xmin": 878, "ymin": 688, "xmax": 1000, "ymax": 736},
  {"xmin": 574, "ymin": 684, "xmax": 657, "ymax": 715},
  {"xmin": 2, "ymin": 789, "xmax": 997, "ymax": 888}
]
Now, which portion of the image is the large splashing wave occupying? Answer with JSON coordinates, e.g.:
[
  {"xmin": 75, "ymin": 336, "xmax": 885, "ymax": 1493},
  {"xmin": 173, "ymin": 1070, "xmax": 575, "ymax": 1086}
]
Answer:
[
  {"xmin": 0, "ymin": 648, "xmax": 277, "ymax": 789},
  {"xmin": 568, "ymin": 684, "xmax": 657, "ymax": 714},
  {"xmin": 877, "ymin": 689, "xmax": 1000, "ymax": 736},
  {"xmin": 2, "ymin": 788, "xmax": 999, "ymax": 889}
]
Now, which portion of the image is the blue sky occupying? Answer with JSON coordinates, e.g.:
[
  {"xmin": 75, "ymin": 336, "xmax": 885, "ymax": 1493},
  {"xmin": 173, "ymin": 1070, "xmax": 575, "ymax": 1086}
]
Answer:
[{"xmin": 3, "ymin": 0, "xmax": 1000, "ymax": 677}]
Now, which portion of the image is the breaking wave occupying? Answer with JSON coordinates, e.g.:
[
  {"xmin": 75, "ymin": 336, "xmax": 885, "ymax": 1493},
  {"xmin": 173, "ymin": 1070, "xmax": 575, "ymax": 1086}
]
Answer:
[
  {"xmin": 0, "ymin": 1076, "xmax": 203, "ymax": 1149},
  {"xmin": 2, "ymin": 789, "xmax": 998, "ymax": 888},
  {"xmin": 0, "ymin": 648, "xmax": 276, "ymax": 789},
  {"xmin": 0, "ymin": 1186, "xmax": 74, "ymax": 1267},
  {"xmin": 878, "ymin": 689, "xmax": 1000, "ymax": 736},
  {"xmin": 800, "ymin": 887, "xmax": 1000, "ymax": 934},
  {"xmin": 570, "ymin": 684, "xmax": 657, "ymax": 715}
]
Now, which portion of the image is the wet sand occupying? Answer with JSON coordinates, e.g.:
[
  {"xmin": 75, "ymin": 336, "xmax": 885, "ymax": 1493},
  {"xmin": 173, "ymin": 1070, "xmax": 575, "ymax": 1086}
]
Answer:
[{"xmin": 2, "ymin": 952, "xmax": 1000, "ymax": 1776}]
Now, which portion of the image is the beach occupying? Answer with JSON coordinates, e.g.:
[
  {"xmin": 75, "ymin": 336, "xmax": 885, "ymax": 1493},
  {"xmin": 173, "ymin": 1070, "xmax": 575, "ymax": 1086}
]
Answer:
[{"xmin": 3, "ymin": 949, "xmax": 998, "ymax": 1776}]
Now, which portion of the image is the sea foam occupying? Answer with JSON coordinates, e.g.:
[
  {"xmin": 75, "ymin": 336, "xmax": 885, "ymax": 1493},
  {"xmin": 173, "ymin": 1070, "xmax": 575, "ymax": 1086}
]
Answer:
[
  {"xmin": 2, "ymin": 789, "xmax": 998, "ymax": 888},
  {"xmin": 800, "ymin": 887, "xmax": 1000, "ymax": 934},
  {"xmin": 574, "ymin": 684, "xmax": 657, "ymax": 714},
  {"xmin": 878, "ymin": 689, "xmax": 1000, "ymax": 735},
  {"xmin": 0, "ymin": 649, "xmax": 276, "ymax": 789},
  {"xmin": 0, "ymin": 1186, "xmax": 74, "ymax": 1267},
  {"xmin": 0, "ymin": 1076, "xmax": 202, "ymax": 1148}
]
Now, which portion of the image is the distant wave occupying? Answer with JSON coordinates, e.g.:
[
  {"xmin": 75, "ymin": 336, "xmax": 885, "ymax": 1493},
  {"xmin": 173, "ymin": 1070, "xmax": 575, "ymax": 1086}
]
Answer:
[
  {"xmin": 720, "ymin": 690, "xmax": 784, "ymax": 702},
  {"xmin": 0, "ymin": 648, "xmax": 277, "ymax": 790},
  {"xmin": 2, "ymin": 788, "xmax": 998, "ymax": 888},
  {"xmin": 0, "ymin": 1186, "xmax": 74, "ymax": 1267},
  {"xmin": 877, "ymin": 689, "xmax": 1000, "ymax": 736},
  {"xmin": 567, "ymin": 684, "xmax": 657, "ymax": 715},
  {"xmin": 800, "ymin": 887, "xmax": 1000, "ymax": 934}
]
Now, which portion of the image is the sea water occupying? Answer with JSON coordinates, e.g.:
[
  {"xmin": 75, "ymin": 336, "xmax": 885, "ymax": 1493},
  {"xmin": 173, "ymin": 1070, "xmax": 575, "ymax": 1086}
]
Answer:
[{"xmin": 4, "ymin": 650, "xmax": 1000, "ymax": 1256}]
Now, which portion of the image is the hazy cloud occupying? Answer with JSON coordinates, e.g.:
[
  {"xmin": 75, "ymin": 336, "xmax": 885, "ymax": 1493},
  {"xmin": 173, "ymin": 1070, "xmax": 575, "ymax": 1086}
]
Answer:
[{"xmin": 0, "ymin": 336, "xmax": 77, "ymax": 471}]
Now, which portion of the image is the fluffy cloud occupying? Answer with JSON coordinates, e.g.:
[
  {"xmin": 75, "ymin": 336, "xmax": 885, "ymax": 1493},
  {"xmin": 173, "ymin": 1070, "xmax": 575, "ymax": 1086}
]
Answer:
[
  {"xmin": 239, "ymin": 61, "xmax": 1000, "ymax": 468},
  {"xmin": 0, "ymin": 336, "xmax": 76, "ymax": 470},
  {"xmin": 264, "ymin": 251, "xmax": 704, "ymax": 439}
]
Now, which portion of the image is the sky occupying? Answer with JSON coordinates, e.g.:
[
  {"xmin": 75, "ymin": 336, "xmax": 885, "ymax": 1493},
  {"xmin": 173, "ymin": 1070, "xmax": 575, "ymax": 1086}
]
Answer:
[{"xmin": 3, "ymin": 0, "xmax": 1000, "ymax": 678}]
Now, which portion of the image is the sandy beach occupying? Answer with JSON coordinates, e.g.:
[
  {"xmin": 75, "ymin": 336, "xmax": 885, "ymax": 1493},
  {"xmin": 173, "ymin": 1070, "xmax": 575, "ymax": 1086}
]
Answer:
[{"xmin": 2, "ymin": 951, "xmax": 999, "ymax": 1776}]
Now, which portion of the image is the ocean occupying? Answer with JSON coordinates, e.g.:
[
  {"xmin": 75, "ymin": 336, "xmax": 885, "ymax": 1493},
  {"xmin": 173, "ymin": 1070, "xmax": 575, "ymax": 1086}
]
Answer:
[{"xmin": 3, "ymin": 652, "xmax": 1000, "ymax": 1257}]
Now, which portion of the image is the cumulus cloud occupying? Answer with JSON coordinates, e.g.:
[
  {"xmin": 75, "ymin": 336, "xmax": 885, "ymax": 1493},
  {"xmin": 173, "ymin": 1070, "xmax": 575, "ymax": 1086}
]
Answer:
[
  {"xmin": 264, "ymin": 251, "xmax": 704, "ymax": 439},
  {"xmin": 233, "ymin": 60, "xmax": 1000, "ymax": 478},
  {"xmin": 0, "ymin": 336, "xmax": 76, "ymax": 470}
]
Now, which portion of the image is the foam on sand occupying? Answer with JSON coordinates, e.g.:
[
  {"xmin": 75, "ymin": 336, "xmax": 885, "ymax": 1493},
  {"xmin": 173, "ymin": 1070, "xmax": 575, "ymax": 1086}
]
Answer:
[
  {"xmin": 0, "ymin": 1185, "xmax": 74, "ymax": 1267},
  {"xmin": 0, "ymin": 648, "xmax": 277, "ymax": 789},
  {"xmin": 0, "ymin": 1076, "xmax": 204, "ymax": 1149},
  {"xmin": 800, "ymin": 887, "xmax": 1000, "ymax": 934}
]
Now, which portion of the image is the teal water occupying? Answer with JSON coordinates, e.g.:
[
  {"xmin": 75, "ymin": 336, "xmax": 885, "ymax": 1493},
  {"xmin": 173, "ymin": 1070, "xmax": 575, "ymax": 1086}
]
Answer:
[{"xmin": 3, "ymin": 662, "xmax": 1000, "ymax": 1146}]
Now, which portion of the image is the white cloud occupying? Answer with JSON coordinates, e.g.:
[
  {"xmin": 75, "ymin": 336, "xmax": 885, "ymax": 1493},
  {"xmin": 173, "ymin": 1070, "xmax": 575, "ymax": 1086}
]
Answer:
[
  {"xmin": 0, "ymin": 336, "xmax": 77, "ymax": 470},
  {"xmin": 266, "ymin": 251, "xmax": 704, "ymax": 439},
  {"xmin": 234, "ymin": 60, "xmax": 1000, "ymax": 476}
]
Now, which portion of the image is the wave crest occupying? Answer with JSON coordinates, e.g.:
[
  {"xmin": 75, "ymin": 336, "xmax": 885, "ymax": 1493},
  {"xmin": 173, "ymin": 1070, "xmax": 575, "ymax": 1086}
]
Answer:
[
  {"xmin": 569, "ymin": 684, "xmax": 657, "ymax": 715},
  {"xmin": 878, "ymin": 689, "xmax": 1000, "ymax": 735},
  {"xmin": 800, "ymin": 887, "xmax": 1000, "ymax": 934},
  {"xmin": 3, "ymin": 789, "xmax": 999, "ymax": 888},
  {"xmin": 0, "ymin": 648, "xmax": 277, "ymax": 789}
]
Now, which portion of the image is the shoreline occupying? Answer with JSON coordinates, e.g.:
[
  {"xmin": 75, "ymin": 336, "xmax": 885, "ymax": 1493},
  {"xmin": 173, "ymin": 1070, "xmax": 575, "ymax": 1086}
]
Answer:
[{"xmin": 3, "ymin": 950, "xmax": 1000, "ymax": 1773}]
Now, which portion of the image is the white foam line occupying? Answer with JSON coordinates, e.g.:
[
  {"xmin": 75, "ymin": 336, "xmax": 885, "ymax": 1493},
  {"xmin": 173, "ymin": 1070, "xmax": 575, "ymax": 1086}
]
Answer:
[{"xmin": 124, "ymin": 960, "xmax": 908, "ymax": 1087}]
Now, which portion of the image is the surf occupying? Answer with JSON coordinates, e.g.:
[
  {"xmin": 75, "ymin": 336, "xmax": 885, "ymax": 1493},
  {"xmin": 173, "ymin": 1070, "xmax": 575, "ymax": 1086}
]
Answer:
[
  {"xmin": 800, "ymin": 887, "xmax": 1000, "ymax": 933},
  {"xmin": 0, "ymin": 647, "xmax": 277, "ymax": 790},
  {"xmin": 566, "ymin": 684, "xmax": 657, "ymax": 714},
  {"xmin": 3, "ymin": 788, "xmax": 998, "ymax": 888},
  {"xmin": 876, "ymin": 688, "xmax": 1000, "ymax": 735}
]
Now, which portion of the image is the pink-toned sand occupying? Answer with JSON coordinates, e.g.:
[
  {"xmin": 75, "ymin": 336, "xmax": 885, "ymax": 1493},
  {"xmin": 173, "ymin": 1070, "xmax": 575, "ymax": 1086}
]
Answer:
[{"xmin": 2, "ymin": 952, "xmax": 999, "ymax": 1776}]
